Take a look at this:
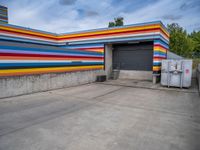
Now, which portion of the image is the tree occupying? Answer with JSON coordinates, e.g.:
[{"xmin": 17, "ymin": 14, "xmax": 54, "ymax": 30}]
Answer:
[
  {"xmin": 108, "ymin": 22, "xmax": 115, "ymax": 27},
  {"xmin": 108, "ymin": 17, "xmax": 124, "ymax": 27},
  {"xmin": 189, "ymin": 31, "xmax": 200, "ymax": 58},
  {"xmin": 167, "ymin": 23, "xmax": 195, "ymax": 58}
]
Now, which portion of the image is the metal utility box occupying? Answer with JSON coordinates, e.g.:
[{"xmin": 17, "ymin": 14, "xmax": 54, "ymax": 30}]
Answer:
[{"xmin": 161, "ymin": 60, "xmax": 192, "ymax": 88}]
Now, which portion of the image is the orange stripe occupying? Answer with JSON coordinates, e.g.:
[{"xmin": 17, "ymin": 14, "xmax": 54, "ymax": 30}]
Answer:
[
  {"xmin": 153, "ymin": 58, "xmax": 165, "ymax": 61},
  {"xmin": 0, "ymin": 67, "xmax": 102, "ymax": 76},
  {"xmin": 154, "ymin": 45, "xmax": 167, "ymax": 50}
]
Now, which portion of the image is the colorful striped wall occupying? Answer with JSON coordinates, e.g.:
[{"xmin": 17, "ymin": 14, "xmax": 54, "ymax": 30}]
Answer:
[
  {"xmin": 0, "ymin": 21, "xmax": 169, "ymax": 45},
  {"xmin": 0, "ymin": 21, "xmax": 169, "ymax": 77},
  {"xmin": 59, "ymin": 22, "xmax": 169, "ymax": 46},
  {"xmin": 153, "ymin": 39, "xmax": 168, "ymax": 74},
  {"xmin": 0, "ymin": 41, "xmax": 104, "ymax": 77},
  {"xmin": 63, "ymin": 43, "xmax": 104, "ymax": 53},
  {"xmin": 0, "ymin": 5, "xmax": 8, "ymax": 24}
]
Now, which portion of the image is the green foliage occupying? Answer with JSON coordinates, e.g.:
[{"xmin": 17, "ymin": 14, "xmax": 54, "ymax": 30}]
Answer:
[
  {"xmin": 114, "ymin": 17, "xmax": 124, "ymax": 26},
  {"xmin": 108, "ymin": 22, "xmax": 115, "ymax": 27},
  {"xmin": 108, "ymin": 17, "xmax": 124, "ymax": 27},
  {"xmin": 189, "ymin": 31, "xmax": 200, "ymax": 57},
  {"xmin": 167, "ymin": 23, "xmax": 200, "ymax": 58}
]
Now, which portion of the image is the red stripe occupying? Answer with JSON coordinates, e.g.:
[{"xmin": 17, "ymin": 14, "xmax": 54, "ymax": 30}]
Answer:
[
  {"xmin": 77, "ymin": 47, "xmax": 104, "ymax": 50},
  {"xmin": 153, "ymin": 56, "xmax": 166, "ymax": 59},
  {"xmin": 0, "ymin": 53, "xmax": 104, "ymax": 59},
  {"xmin": 154, "ymin": 44, "xmax": 168, "ymax": 50}
]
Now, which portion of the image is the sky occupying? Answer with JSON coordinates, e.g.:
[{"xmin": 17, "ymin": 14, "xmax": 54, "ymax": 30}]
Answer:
[{"xmin": 0, "ymin": 0, "xmax": 200, "ymax": 33}]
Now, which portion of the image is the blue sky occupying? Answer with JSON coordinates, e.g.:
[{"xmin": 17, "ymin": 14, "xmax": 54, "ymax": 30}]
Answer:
[{"xmin": 1, "ymin": 0, "xmax": 200, "ymax": 33}]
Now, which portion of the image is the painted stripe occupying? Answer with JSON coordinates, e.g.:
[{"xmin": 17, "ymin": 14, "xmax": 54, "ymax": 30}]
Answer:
[
  {"xmin": 153, "ymin": 66, "xmax": 161, "ymax": 71},
  {"xmin": 60, "ymin": 32, "xmax": 168, "ymax": 43},
  {"xmin": 0, "ymin": 65, "xmax": 104, "ymax": 76},
  {"xmin": 0, "ymin": 46, "xmax": 103, "ymax": 56},
  {"xmin": 0, "ymin": 60, "xmax": 103, "ymax": 63},
  {"xmin": 0, "ymin": 62, "xmax": 104, "ymax": 68},
  {"xmin": 0, "ymin": 56, "xmax": 102, "ymax": 61},
  {"xmin": 67, "ymin": 35, "xmax": 166, "ymax": 45},
  {"xmin": 0, "ymin": 52, "xmax": 103, "ymax": 59}
]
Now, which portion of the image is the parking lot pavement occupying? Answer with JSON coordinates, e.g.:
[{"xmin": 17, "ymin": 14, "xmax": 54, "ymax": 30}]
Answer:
[{"xmin": 0, "ymin": 82, "xmax": 200, "ymax": 150}]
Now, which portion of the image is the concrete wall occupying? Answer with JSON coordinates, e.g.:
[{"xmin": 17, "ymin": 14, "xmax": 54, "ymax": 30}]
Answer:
[
  {"xmin": 0, "ymin": 70, "xmax": 103, "ymax": 99},
  {"xmin": 105, "ymin": 44, "xmax": 113, "ymax": 78},
  {"xmin": 119, "ymin": 70, "xmax": 153, "ymax": 81}
]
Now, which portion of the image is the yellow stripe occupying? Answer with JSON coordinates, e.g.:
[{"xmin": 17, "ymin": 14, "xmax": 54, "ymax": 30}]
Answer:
[
  {"xmin": 154, "ymin": 48, "xmax": 166, "ymax": 53},
  {"xmin": 0, "ymin": 65, "xmax": 103, "ymax": 74},
  {"xmin": 153, "ymin": 66, "xmax": 161, "ymax": 71},
  {"xmin": 154, "ymin": 46, "xmax": 168, "ymax": 50}
]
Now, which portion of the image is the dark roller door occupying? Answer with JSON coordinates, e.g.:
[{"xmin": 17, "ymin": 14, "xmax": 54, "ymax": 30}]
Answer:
[{"xmin": 113, "ymin": 41, "xmax": 153, "ymax": 71}]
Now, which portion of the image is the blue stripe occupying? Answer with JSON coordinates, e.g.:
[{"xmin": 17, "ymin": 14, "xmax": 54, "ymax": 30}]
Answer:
[
  {"xmin": 154, "ymin": 39, "xmax": 169, "ymax": 49},
  {"xmin": 154, "ymin": 52, "xmax": 166, "ymax": 56},
  {"xmin": 153, "ymin": 62, "xmax": 161, "ymax": 66},
  {"xmin": 154, "ymin": 51, "xmax": 166, "ymax": 55},
  {"xmin": 0, "ymin": 45, "xmax": 103, "ymax": 56},
  {"xmin": 0, "ymin": 62, "xmax": 104, "ymax": 68}
]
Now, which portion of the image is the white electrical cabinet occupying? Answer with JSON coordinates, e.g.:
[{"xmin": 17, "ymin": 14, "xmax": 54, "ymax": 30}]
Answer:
[{"xmin": 161, "ymin": 60, "xmax": 192, "ymax": 88}]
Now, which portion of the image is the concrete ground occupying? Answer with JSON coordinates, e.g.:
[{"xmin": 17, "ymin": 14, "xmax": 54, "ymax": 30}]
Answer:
[{"xmin": 0, "ymin": 80, "xmax": 200, "ymax": 150}]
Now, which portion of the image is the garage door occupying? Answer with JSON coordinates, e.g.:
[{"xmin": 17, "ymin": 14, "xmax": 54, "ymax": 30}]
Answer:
[{"xmin": 113, "ymin": 41, "xmax": 153, "ymax": 71}]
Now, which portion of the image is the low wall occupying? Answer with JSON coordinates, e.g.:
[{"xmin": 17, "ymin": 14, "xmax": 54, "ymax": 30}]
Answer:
[{"xmin": 0, "ymin": 70, "xmax": 103, "ymax": 99}]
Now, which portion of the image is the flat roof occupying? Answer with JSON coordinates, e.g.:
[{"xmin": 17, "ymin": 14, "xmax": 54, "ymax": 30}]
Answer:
[{"xmin": 0, "ymin": 20, "xmax": 169, "ymax": 36}]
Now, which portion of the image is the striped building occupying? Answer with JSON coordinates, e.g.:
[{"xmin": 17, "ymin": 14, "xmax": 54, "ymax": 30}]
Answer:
[
  {"xmin": 0, "ymin": 6, "xmax": 169, "ymax": 97},
  {"xmin": 0, "ymin": 21, "xmax": 169, "ymax": 78},
  {"xmin": 0, "ymin": 5, "xmax": 8, "ymax": 24}
]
